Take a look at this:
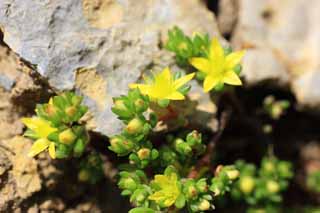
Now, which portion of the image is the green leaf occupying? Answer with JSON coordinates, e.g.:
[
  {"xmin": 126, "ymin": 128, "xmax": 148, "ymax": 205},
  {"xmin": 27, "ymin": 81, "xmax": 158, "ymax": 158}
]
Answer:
[{"xmin": 174, "ymin": 194, "xmax": 186, "ymax": 209}]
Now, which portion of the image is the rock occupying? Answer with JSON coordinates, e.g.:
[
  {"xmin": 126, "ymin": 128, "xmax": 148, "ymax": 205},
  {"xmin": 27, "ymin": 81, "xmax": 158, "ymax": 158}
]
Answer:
[
  {"xmin": 0, "ymin": 136, "xmax": 41, "ymax": 211},
  {"xmin": 218, "ymin": 0, "xmax": 239, "ymax": 36},
  {"xmin": 232, "ymin": 0, "xmax": 320, "ymax": 107},
  {"xmin": 0, "ymin": 0, "xmax": 220, "ymax": 136},
  {"xmin": 0, "ymin": 42, "xmax": 52, "ymax": 140}
]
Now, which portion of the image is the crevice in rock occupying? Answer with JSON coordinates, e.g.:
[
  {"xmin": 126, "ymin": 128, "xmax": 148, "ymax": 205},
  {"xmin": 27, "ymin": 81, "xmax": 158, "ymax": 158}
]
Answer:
[{"xmin": 203, "ymin": 0, "xmax": 220, "ymax": 16}]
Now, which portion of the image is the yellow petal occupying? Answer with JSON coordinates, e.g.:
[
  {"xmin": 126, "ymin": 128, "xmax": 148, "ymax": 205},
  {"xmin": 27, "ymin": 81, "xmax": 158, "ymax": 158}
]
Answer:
[
  {"xmin": 21, "ymin": 117, "xmax": 57, "ymax": 138},
  {"xmin": 203, "ymin": 75, "xmax": 220, "ymax": 92},
  {"xmin": 149, "ymin": 191, "xmax": 165, "ymax": 201},
  {"xmin": 163, "ymin": 198, "xmax": 175, "ymax": 207},
  {"xmin": 157, "ymin": 67, "xmax": 172, "ymax": 83},
  {"xmin": 129, "ymin": 84, "xmax": 150, "ymax": 95},
  {"xmin": 225, "ymin": 50, "xmax": 245, "ymax": 70},
  {"xmin": 223, "ymin": 70, "xmax": 242, "ymax": 86},
  {"xmin": 174, "ymin": 72, "xmax": 195, "ymax": 89},
  {"xmin": 28, "ymin": 138, "xmax": 50, "ymax": 157},
  {"xmin": 48, "ymin": 142, "xmax": 56, "ymax": 159},
  {"xmin": 189, "ymin": 58, "xmax": 210, "ymax": 73},
  {"xmin": 209, "ymin": 37, "xmax": 224, "ymax": 60},
  {"xmin": 49, "ymin": 98, "xmax": 53, "ymax": 105},
  {"xmin": 165, "ymin": 91, "xmax": 185, "ymax": 100}
]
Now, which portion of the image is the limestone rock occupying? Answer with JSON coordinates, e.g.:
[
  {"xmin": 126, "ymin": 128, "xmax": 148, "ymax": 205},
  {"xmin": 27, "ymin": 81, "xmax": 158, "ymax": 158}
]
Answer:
[
  {"xmin": 0, "ymin": 136, "xmax": 41, "ymax": 211},
  {"xmin": 0, "ymin": 0, "xmax": 220, "ymax": 136},
  {"xmin": 232, "ymin": 0, "xmax": 320, "ymax": 107}
]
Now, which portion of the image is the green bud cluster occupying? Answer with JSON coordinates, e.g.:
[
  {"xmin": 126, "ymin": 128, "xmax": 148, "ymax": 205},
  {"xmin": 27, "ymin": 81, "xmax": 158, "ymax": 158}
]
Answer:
[
  {"xmin": 210, "ymin": 166, "xmax": 239, "ymax": 197},
  {"xmin": 78, "ymin": 152, "xmax": 104, "ymax": 184},
  {"xmin": 165, "ymin": 26, "xmax": 210, "ymax": 67},
  {"xmin": 110, "ymin": 92, "xmax": 238, "ymax": 212},
  {"xmin": 158, "ymin": 131, "xmax": 206, "ymax": 169},
  {"xmin": 230, "ymin": 157, "xmax": 293, "ymax": 209},
  {"xmin": 263, "ymin": 95, "xmax": 290, "ymax": 120},
  {"xmin": 109, "ymin": 89, "xmax": 158, "ymax": 168},
  {"xmin": 118, "ymin": 170, "xmax": 152, "ymax": 207},
  {"xmin": 26, "ymin": 92, "xmax": 89, "ymax": 158}
]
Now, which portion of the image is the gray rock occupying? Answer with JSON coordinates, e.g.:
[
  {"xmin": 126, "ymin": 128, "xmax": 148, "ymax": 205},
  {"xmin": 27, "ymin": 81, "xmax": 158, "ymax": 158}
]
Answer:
[
  {"xmin": 0, "ymin": 74, "xmax": 14, "ymax": 91},
  {"xmin": 232, "ymin": 0, "xmax": 320, "ymax": 107},
  {"xmin": 0, "ymin": 0, "xmax": 220, "ymax": 136}
]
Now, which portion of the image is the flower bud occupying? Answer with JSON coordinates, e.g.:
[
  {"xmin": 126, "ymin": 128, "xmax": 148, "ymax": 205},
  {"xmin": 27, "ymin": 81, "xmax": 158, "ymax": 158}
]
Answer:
[
  {"xmin": 78, "ymin": 169, "xmax": 90, "ymax": 182},
  {"xmin": 137, "ymin": 148, "xmax": 151, "ymax": 160},
  {"xmin": 59, "ymin": 128, "xmax": 77, "ymax": 145},
  {"xmin": 123, "ymin": 177, "xmax": 137, "ymax": 191},
  {"xmin": 267, "ymin": 180, "xmax": 280, "ymax": 193},
  {"xmin": 110, "ymin": 136, "xmax": 134, "ymax": 155},
  {"xmin": 114, "ymin": 99, "xmax": 128, "ymax": 111},
  {"xmin": 175, "ymin": 139, "xmax": 192, "ymax": 155},
  {"xmin": 198, "ymin": 199, "xmax": 210, "ymax": 211},
  {"xmin": 65, "ymin": 106, "xmax": 77, "ymax": 117},
  {"xmin": 239, "ymin": 176, "xmax": 255, "ymax": 194},
  {"xmin": 134, "ymin": 98, "xmax": 147, "ymax": 112},
  {"xmin": 196, "ymin": 179, "xmax": 208, "ymax": 193},
  {"xmin": 226, "ymin": 169, "xmax": 240, "ymax": 180},
  {"xmin": 263, "ymin": 160, "xmax": 275, "ymax": 173},
  {"xmin": 45, "ymin": 104, "xmax": 58, "ymax": 116},
  {"xmin": 186, "ymin": 184, "xmax": 198, "ymax": 199},
  {"xmin": 186, "ymin": 130, "xmax": 201, "ymax": 146},
  {"xmin": 126, "ymin": 118, "xmax": 144, "ymax": 134}
]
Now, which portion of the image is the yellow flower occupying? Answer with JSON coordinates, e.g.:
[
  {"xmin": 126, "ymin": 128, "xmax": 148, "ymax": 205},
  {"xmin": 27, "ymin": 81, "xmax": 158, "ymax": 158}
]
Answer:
[
  {"xmin": 149, "ymin": 173, "xmax": 181, "ymax": 207},
  {"xmin": 189, "ymin": 37, "xmax": 245, "ymax": 92},
  {"xmin": 130, "ymin": 67, "xmax": 195, "ymax": 101},
  {"xmin": 21, "ymin": 117, "xmax": 57, "ymax": 159}
]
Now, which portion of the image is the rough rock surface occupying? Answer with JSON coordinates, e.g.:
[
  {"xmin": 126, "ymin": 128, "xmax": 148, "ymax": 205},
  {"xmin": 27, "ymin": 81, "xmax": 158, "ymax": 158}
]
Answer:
[
  {"xmin": 0, "ymin": 0, "xmax": 220, "ymax": 136},
  {"xmin": 232, "ymin": 0, "xmax": 320, "ymax": 107},
  {"xmin": 0, "ymin": 137, "xmax": 41, "ymax": 211},
  {"xmin": 0, "ymin": 43, "xmax": 47, "ymax": 140}
]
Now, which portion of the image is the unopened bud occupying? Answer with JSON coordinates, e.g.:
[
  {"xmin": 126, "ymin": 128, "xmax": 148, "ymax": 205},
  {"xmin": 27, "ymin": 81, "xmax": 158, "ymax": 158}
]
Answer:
[
  {"xmin": 46, "ymin": 104, "xmax": 57, "ymax": 116},
  {"xmin": 240, "ymin": 176, "xmax": 255, "ymax": 194},
  {"xmin": 137, "ymin": 148, "xmax": 150, "ymax": 160},
  {"xmin": 126, "ymin": 118, "xmax": 144, "ymax": 134},
  {"xmin": 178, "ymin": 42, "xmax": 188, "ymax": 50},
  {"xmin": 198, "ymin": 199, "xmax": 210, "ymax": 211},
  {"xmin": 78, "ymin": 169, "xmax": 90, "ymax": 182},
  {"xmin": 114, "ymin": 99, "xmax": 127, "ymax": 111},
  {"xmin": 59, "ymin": 128, "xmax": 77, "ymax": 145},
  {"xmin": 134, "ymin": 98, "xmax": 147, "ymax": 112},
  {"xmin": 124, "ymin": 177, "xmax": 137, "ymax": 191},
  {"xmin": 187, "ymin": 185, "xmax": 198, "ymax": 198},
  {"xmin": 65, "ymin": 106, "xmax": 77, "ymax": 117},
  {"xmin": 196, "ymin": 180, "xmax": 208, "ymax": 193},
  {"xmin": 226, "ymin": 169, "xmax": 240, "ymax": 180},
  {"xmin": 110, "ymin": 136, "xmax": 134, "ymax": 155},
  {"xmin": 267, "ymin": 180, "xmax": 280, "ymax": 193},
  {"xmin": 264, "ymin": 161, "xmax": 275, "ymax": 173}
]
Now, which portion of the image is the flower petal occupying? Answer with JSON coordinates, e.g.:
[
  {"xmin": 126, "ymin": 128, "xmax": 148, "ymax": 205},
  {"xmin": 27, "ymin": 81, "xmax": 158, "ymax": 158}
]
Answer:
[
  {"xmin": 129, "ymin": 84, "xmax": 150, "ymax": 95},
  {"xmin": 21, "ymin": 117, "xmax": 57, "ymax": 138},
  {"xmin": 165, "ymin": 91, "xmax": 185, "ymax": 100},
  {"xmin": 149, "ymin": 191, "xmax": 165, "ymax": 201},
  {"xmin": 223, "ymin": 70, "xmax": 242, "ymax": 86},
  {"xmin": 48, "ymin": 142, "xmax": 56, "ymax": 159},
  {"xmin": 28, "ymin": 138, "xmax": 50, "ymax": 157},
  {"xmin": 225, "ymin": 50, "xmax": 245, "ymax": 70},
  {"xmin": 209, "ymin": 37, "xmax": 224, "ymax": 60},
  {"xmin": 173, "ymin": 72, "xmax": 195, "ymax": 89},
  {"xmin": 189, "ymin": 58, "xmax": 210, "ymax": 73},
  {"xmin": 203, "ymin": 75, "xmax": 220, "ymax": 92},
  {"xmin": 157, "ymin": 67, "xmax": 172, "ymax": 83}
]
